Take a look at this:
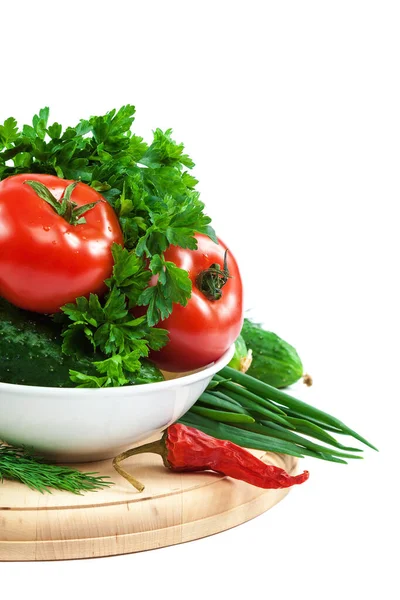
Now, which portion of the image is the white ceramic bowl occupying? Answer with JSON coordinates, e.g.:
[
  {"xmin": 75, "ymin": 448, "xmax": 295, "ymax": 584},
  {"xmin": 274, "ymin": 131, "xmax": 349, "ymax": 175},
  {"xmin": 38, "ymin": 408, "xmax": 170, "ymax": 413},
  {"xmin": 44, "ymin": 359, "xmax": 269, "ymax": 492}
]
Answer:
[{"xmin": 0, "ymin": 345, "xmax": 234, "ymax": 462}]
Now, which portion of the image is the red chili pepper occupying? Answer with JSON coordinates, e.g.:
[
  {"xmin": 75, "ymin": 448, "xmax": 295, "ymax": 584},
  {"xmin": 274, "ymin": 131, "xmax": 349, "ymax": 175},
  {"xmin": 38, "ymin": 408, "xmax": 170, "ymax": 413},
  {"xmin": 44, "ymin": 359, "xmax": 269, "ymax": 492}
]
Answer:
[{"xmin": 113, "ymin": 424, "xmax": 309, "ymax": 492}]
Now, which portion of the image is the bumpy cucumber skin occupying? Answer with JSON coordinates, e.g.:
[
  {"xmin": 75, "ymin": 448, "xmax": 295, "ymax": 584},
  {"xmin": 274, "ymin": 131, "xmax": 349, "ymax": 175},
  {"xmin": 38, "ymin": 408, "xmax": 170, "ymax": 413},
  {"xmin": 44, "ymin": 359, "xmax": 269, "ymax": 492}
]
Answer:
[
  {"xmin": 0, "ymin": 298, "xmax": 164, "ymax": 387},
  {"xmin": 240, "ymin": 319, "xmax": 303, "ymax": 388},
  {"xmin": 0, "ymin": 297, "xmax": 98, "ymax": 387}
]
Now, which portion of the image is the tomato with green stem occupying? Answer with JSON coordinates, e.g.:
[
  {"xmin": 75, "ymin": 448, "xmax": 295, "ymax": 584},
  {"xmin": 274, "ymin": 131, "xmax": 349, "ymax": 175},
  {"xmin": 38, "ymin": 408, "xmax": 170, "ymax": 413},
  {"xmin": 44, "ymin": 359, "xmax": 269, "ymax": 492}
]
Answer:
[
  {"xmin": 0, "ymin": 173, "xmax": 123, "ymax": 314},
  {"xmin": 149, "ymin": 234, "xmax": 244, "ymax": 372}
]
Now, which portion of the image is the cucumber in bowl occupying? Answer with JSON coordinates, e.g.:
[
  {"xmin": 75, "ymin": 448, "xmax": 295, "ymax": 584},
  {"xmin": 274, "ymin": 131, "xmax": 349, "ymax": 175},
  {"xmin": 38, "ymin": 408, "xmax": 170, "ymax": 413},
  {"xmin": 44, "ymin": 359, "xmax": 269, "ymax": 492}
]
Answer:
[{"xmin": 0, "ymin": 297, "xmax": 164, "ymax": 388}]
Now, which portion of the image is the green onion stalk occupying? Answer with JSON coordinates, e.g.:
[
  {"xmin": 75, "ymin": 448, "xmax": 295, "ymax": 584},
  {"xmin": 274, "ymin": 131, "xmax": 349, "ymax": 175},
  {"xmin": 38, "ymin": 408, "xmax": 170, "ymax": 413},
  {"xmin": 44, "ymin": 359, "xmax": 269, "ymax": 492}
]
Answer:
[{"xmin": 180, "ymin": 366, "xmax": 377, "ymax": 464}]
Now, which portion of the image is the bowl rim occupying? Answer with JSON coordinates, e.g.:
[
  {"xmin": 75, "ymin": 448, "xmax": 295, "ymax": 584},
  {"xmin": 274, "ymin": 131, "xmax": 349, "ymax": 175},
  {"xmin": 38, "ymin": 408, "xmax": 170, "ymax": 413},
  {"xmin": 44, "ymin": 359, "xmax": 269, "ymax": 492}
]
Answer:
[{"xmin": 0, "ymin": 344, "xmax": 235, "ymax": 397}]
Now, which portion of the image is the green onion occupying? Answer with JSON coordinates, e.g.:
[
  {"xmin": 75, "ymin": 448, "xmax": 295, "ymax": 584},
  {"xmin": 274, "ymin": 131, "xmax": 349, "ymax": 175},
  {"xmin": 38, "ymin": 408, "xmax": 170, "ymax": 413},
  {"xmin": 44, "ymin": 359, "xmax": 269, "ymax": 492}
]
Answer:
[
  {"xmin": 209, "ymin": 390, "xmax": 244, "ymax": 407},
  {"xmin": 214, "ymin": 375, "xmax": 287, "ymax": 416},
  {"xmin": 197, "ymin": 392, "xmax": 250, "ymax": 415},
  {"xmin": 189, "ymin": 405, "xmax": 255, "ymax": 424},
  {"xmin": 179, "ymin": 412, "xmax": 306, "ymax": 458},
  {"xmin": 218, "ymin": 387, "xmax": 293, "ymax": 428},
  {"xmin": 219, "ymin": 366, "xmax": 377, "ymax": 451},
  {"xmin": 182, "ymin": 366, "xmax": 377, "ymax": 464},
  {"xmin": 284, "ymin": 417, "xmax": 363, "ymax": 452},
  {"xmin": 257, "ymin": 421, "xmax": 363, "ymax": 460}
]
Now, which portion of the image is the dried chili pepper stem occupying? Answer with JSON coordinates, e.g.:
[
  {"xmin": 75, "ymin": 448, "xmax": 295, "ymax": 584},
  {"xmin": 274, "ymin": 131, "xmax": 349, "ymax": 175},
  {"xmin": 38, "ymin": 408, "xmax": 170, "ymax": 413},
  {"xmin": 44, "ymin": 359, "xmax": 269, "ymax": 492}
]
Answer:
[
  {"xmin": 113, "ymin": 438, "xmax": 168, "ymax": 492},
  {"xmin": 113, "ymin": 424, "xmax": 309, "ymax": 492}
]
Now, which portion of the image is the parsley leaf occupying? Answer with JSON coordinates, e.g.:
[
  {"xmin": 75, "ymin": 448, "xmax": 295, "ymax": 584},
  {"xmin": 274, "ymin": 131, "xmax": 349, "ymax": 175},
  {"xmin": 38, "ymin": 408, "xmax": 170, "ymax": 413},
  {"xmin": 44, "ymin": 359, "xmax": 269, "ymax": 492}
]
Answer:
[
  {"xmin": 0, "ymin": 117, "xmax": 19, "ymax": 148},
  {"xmin": 60, "ymin": 243, "xmax": 168, "ymax": 384},
  {"xmin": 69, "ymin": 371, "xmax": 108, "ymax": 388},
  {"xmin": 140, "ymin": 128, "xmax": 195, "ymax": 169},
  {"xmin": 137, "ymin": 254, "xmax": 192, "ymax": 326},
  {"xmin": 106, "ymin": 243, "xmax": 151, "ymax": 307},
  {"xmin": 135, "ymin": 193, "xmax": 216, "ymax": 259}
]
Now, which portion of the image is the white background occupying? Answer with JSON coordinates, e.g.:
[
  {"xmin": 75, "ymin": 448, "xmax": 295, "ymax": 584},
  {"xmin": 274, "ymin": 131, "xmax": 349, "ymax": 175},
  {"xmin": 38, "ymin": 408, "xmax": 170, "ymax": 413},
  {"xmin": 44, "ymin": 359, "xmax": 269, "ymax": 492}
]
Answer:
[{"xmin": 0, "ymin": 1, "xmax": 398, "ymax": 598}]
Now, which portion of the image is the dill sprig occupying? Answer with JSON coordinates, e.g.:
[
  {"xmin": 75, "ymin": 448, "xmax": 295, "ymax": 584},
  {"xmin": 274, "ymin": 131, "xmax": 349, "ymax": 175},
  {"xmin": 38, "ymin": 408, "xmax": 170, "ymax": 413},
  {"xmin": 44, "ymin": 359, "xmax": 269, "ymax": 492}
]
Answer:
[{"xmin": 0, "ymin": 444, "xmax": 113, "ymax": 494}]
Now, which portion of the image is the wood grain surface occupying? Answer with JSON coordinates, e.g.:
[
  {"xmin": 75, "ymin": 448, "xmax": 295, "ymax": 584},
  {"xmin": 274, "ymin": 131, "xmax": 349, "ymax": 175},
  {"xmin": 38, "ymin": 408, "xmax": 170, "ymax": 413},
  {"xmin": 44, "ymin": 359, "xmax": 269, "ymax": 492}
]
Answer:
[{"xmin": 0, "ymin": 445, "xmax": 298, "ymax": 561}]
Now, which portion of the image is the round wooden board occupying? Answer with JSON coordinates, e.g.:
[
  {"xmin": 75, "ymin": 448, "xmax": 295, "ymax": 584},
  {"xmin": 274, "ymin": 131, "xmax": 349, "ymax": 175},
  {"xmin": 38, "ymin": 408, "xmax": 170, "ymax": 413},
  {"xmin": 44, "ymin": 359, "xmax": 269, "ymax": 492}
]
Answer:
[{"xmin": 0, "ymin": 445, "xmax": 298, "ymax": 561}]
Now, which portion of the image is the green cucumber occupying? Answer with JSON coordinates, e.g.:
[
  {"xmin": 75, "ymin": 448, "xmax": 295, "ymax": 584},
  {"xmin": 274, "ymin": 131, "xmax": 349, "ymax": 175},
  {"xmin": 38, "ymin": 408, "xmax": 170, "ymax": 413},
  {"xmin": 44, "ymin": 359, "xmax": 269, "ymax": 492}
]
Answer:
[
  {"xmin": 239, "ymin": 319, "xmax": 308, "ymax": 389},
  {"xmin": 0, "ymin": 298, "xmax": 163, "ymax": 387},
  {"xmin": 0, "ymin": 297, "xmax": 96, "ymax": 387},
  {"xmin": 227, "ymin": 334, "xmax": 253, "ymax": 373}
]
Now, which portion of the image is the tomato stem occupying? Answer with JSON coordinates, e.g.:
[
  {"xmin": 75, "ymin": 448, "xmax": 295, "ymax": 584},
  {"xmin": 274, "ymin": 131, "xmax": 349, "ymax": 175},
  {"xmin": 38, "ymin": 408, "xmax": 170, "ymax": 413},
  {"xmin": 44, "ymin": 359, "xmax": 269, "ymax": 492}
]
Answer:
[
  {"xmin": 196, "ymin": 250, "xmax": 230, "ymax": 301},
  {"xmin": 24, "ymin": 180, "xmax": 99, "ymax": 226}
]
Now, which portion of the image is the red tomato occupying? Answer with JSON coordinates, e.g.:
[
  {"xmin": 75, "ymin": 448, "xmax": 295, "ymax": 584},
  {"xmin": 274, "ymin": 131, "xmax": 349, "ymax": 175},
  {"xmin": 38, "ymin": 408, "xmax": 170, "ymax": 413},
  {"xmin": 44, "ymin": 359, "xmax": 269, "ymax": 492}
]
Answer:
[
  {"xmin": 0, "ymin": 173, "xmax": 123, "ymax": 314},
  {"xmin": 150, "ymin": 234, "xmax": 244, "ymax": 372}
]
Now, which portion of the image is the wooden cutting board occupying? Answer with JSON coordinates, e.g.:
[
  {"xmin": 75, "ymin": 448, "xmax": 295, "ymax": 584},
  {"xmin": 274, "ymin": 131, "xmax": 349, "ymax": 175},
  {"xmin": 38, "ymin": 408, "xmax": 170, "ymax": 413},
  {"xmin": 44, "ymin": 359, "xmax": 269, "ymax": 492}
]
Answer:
[{"xmin": 0, "ymin": 447, "xmax": 298, "ymax": 561}]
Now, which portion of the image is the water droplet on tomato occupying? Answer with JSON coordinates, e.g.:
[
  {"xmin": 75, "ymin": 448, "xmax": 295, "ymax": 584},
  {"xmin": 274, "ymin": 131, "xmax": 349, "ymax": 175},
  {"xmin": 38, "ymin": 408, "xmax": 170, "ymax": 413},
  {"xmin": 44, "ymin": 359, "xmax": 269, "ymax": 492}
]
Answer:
[{"xmin": 43, "ymin": 226, "xmax": 51, "ymax": 231}]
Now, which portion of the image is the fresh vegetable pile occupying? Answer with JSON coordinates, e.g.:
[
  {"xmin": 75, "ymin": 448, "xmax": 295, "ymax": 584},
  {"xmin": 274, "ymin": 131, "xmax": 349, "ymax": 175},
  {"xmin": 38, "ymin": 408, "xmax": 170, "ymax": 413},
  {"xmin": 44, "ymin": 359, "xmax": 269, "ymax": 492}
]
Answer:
[
  {"xmin": 0, "ymin": 106, "xmax": 376, "ymax": 494},
  {"xmin": 0, "ymin": 105, "xmax": 242, "ymax": 386}
]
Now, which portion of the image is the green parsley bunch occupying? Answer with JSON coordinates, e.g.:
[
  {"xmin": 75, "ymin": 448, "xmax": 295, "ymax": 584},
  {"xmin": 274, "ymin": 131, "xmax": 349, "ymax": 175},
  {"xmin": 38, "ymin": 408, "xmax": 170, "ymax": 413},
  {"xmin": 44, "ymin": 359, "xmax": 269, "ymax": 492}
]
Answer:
[{"xmin": 0, "ymin": 106, "xmax": 216, "ymax": 386}]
